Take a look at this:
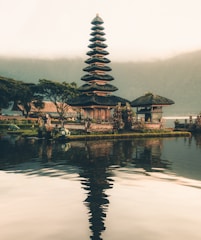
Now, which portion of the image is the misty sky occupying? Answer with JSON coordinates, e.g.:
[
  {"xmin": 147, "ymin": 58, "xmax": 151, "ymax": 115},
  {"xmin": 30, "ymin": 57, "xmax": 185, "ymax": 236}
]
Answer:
[{"xmin": 1, "ymin": 0, "xmax": 201, "ymax": 61}]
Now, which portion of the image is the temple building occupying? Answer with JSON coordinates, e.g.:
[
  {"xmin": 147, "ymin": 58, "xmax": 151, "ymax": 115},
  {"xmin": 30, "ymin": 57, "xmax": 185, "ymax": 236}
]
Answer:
[
  {"xmin": 68, "ymin": 14, "xmax": 129, "ymax": 122},
  {"xmin": 131, "ymin": 92, "xmax": 174, "ymax": 129}
]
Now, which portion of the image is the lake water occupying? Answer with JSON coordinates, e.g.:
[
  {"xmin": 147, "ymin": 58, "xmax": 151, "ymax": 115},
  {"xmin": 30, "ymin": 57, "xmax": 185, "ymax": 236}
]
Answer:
[{"xmin": 0, "ymin": 134, "xmax": 201, "ymax": 240}]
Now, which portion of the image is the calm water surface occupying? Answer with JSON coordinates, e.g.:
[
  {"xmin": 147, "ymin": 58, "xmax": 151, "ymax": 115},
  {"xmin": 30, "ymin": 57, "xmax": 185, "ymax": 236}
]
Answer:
[{"xmin": 0, "ymin": 134, "xmax": 201, "ymax": 240}]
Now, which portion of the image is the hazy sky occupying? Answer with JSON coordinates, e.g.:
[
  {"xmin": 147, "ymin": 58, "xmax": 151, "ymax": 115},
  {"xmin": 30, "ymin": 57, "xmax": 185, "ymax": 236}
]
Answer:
[{"xmin": 1, "ymin": 0, "xmax": 201, "ymax": 61}]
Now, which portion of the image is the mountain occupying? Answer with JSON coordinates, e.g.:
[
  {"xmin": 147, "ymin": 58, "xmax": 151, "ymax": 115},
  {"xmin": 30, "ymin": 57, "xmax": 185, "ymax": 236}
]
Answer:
[
  {"xmin": 0, "ymin": 57, "xmax": 84, "ymax": 83},
  {"xmin": 1, "ymin": 50, "xmax": 201, "ymax": 116},
  {"xmin": 112, "ymin": 50, "xmax": 201, "ymax": 115}
]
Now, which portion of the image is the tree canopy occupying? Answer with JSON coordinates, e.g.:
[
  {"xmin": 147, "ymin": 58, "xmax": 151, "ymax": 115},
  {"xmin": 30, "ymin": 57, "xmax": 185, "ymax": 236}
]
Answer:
[
  {"xmin": 0, "ymin": 76, "xmax": 17, "ymax": 109},
  {"xmin": 37, "ymin": 79, "xmax": 79, "ymax": 124},
  {"xmin": 0, "ymin": 76, "xmax": 79, "ymax": 120}
]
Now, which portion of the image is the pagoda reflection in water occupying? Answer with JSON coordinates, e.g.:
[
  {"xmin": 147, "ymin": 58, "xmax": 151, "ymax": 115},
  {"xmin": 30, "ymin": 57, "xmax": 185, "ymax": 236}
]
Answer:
[
  {"xmin": 69, "ymin": 141, "xmax": 114, "ymax": 240},
  {"xmin": 69, "ymin": 138, "xmax": 170, "ymax": 239},
  {"xmin": 0, "ymin": 136, "xmax": 171, "ymax": 239}
]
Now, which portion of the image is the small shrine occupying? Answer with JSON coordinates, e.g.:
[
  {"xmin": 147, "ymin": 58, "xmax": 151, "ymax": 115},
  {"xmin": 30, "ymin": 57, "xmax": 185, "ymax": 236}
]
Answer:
[
  {"xmin": 131, "ymin": 92, "xmax": 174, "ymax": 129},
  {"xmin": 68, "ymin": 14, "xmax": 129, "ymax": 122},
  {"xmin": 174, "ymin": 113, "xmax": 201, "ymax": 132}
]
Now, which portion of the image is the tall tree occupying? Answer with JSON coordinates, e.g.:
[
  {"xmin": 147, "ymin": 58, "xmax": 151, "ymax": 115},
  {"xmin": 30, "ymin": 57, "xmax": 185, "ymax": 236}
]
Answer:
[
  {"xmin": 38, "ymin": 79, "xmax": 79, "ymax": 125},
  {"xmin": 0, "ymin": 76, "xmax": 44, "ymax": 117},
  {"xmin": 0, "ymin": 76, "xmax": 17, "ymax": 110},
  {"xmin": 14, "ymin": 82, "xmax": 44, "ymax": 118}
]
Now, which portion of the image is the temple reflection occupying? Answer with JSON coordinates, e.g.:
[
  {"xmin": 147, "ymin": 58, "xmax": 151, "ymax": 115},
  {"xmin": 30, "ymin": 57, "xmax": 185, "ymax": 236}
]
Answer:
[
  {"xmin": 131, "ymin": 139, "xmax": 171, "ymax": 172},
  {"xmin": 69, "ymin": 141, "xmax": 113, "ymax": 240},
  {"xmin": 80, "ymin": 159, "xmax": 112, "ymax": 240},
  {"xmin": 193, "ymin": 134, "xmax": 201, "ymax": 148},
  {"xmin": 0, "ymin": 136, "xmax": 172, "ymax": 239},
  {"xmin": 69, "ymin": 138, "xmax": 169, "ymax": 239}
]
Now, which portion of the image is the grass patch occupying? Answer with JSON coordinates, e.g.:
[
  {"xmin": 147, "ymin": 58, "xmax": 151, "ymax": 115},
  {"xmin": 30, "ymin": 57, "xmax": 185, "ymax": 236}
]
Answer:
[{"xmin": 67, "ymin": 131, "xmax": 191, "ymax": 141}]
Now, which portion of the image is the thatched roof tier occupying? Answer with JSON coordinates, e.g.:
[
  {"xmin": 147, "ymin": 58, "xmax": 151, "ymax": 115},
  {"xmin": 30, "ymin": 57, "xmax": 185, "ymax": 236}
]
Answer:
[
  {"xmin": 90, "ymin": 36, "xmax": 106, "ymax": 42},
  {"xmin": 91, "ymin": 14, "xmax": 104, "ymax": 25},
  {"xmin": 68, "ymin": 95, "xmax": 130, "ymax": 107},
  {"xmin": 87, "ymin": 49, "xmax": 109, "ymax": 56},
  {"xmin": 74, "ymin": 14, "xmax": 120, "ymax": 115},
  {"xmin": 78, "ymin": 83, "xmax": 118, "ymax": 92},
  {"xmin": 83, "ymin": 65, "xmax": 111, "ymax": 72},
  {"xmin": 81, "ymin": 74, "xmax": 114, "ymax": 81},
  {"xmin": 88, "ymin": 42, "xmax": 107, "ymax": 49},
  {"xmin": 85, "ymin": 57, "xmax": 110, "ymax": 64},
  {"xmin": 90, "ymin": 30, "xmax": 105, "ymax": 36},
  {"xmin": 91, "ymin": 25, "xmax": 104, "ymax": 31},
  {"xmin": 131, "ymin": 93, "xmax": 174, "ymax": 107}
]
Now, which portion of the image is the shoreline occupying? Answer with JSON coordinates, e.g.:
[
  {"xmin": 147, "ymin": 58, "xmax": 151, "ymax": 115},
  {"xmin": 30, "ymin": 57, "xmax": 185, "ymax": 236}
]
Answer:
[
  {"xmin": 65, "ymin": 131, "xmax": 191, "ymax": 141},
  {"xmin": 1, "ymin": 130, "xmax": 191, "ymax": 142}
]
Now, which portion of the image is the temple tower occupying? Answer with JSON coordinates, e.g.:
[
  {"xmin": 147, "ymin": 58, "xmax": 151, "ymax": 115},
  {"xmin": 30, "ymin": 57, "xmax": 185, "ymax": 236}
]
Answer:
[
  {"xmin": 80, "ymin": 14, "xmax": 117, "ymax": 97},
  {"xmin": 69, "ymin": 14, "xmax": 128, "ymax": 121}
]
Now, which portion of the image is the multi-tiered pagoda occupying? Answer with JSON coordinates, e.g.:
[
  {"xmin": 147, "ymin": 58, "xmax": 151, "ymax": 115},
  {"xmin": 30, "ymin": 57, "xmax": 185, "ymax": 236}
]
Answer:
[{"xmin": 69, "ymin": 14, "xmax": 129, "ymax": 121}]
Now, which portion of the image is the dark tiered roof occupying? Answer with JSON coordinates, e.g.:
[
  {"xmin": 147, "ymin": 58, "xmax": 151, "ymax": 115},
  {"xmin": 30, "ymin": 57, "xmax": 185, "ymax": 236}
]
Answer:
[
  {"xmin": 69, "ymin": 14, "xmax": 129, "ymax": 108},
  {"xmin": 85, "ymin": 57, "xmax": 110, "ymax": 64},
  {"xmin": 68, "ymin": 94, "xmax": 129, "ymax": 107},
  {"xmin": 91, "ymin": 25, "xmax": 104, "ymax": 31},
  {"xmin": 81, "ymin": 14, "xmax": 115, "ymax": 92},
  {"xmin": 78, "ymin": 83, "xmax": 118, "ymax": 92},
  {"xmin": 87, "ymin": 49, "xmax": 109, "ymax": 56},
  {"xmin": 91, "ymin": 14, "xmax": 104, "ymax": 24},
  {"xmin": 88, "ymin": 42, "xmax": 107, "ymax": 49},
  {"xmin": 90, "ymin": 36, "xmax": 106, "ymax": 42},
  {"xmin": 90, "ymin": 30, "xmax": 105, "ymax": 36},
  {"xmin": 131, "ymin": 93, "xmax": 175, "ymax": 107},
  {"xmin": 81, "ymin": 74, "xmax": 114, "ymax": 81},
  {"xmin": 83, "ymin": 65, "xmax": 111, "ymax": 72}
]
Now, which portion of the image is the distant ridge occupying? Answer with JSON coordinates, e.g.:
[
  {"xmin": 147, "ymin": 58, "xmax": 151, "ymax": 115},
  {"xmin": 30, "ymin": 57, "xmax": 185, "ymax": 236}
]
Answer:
[
  {"xmin": 1, "ymin": 49, "xmax": 201, "ymax": 115},
  {"xmin": 0, "ymin": 57, "xmax": 84, "ymax": 83}
]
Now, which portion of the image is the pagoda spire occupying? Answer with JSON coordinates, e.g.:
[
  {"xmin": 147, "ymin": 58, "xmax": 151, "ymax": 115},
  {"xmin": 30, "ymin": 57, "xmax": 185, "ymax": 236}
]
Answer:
[
  {"xmin": 68, "ymin": 15, "xmax": 129, "ymax": 122},
  {"xmin": 79, "ymin": 14, "xmax": 118, "ymax": 96}
]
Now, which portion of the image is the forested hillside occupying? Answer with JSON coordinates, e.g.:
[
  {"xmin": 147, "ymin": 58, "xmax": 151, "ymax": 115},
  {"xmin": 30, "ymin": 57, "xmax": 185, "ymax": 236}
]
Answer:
[
  {"xmin": 113, "ymin": 50, "xmax": 201, "ymax": 115},
  {"xmin": 1, "ymin": 50, "xmax": 201, "ymax": 115}
]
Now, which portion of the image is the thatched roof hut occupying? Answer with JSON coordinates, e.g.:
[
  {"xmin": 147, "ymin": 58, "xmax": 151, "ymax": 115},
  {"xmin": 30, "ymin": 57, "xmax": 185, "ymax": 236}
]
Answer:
[
  {"xmin": 131, "ymin": 93, "xmax": 174, "ymax": 126},
  {"xmin": 131, "ymin": 93, "xmax": 174, "ymax": 107}
]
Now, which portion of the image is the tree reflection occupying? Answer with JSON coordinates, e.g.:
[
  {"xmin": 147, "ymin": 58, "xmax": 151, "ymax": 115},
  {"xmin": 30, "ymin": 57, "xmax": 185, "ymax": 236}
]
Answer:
[
  {"xmin": 193, "ymin": 134, "xmax": 201, "ymax": 148},
  {"xmin": 181, "ymin": 134, "xmax": 201, "ymax": 148},
  {"xmin": 131, "ymin": 139, "xmax": 171, "ymax": 172}
]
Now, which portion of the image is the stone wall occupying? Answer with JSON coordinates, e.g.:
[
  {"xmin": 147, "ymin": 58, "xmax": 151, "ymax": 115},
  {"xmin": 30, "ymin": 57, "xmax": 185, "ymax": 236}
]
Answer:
[{"xmin": 64, "ymin": 122, "xmax": 113, "ymax": 133}]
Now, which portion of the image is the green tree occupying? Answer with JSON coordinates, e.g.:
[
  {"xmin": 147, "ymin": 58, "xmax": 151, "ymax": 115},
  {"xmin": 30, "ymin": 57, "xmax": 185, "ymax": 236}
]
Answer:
[
  {"xmin": 113, "ymin": 103, "xmax": 123, "ymax": 131},
  {"xmin": 38, "ymin": 79, "xmax": 79, "ymax": 126},
  {"xmin": 14, "ymin": 82, "xmax": 44, "ymax": 118},
  {"xmin": 0, "ymin": 76, "xmax": 17, "ymax": 110},
  {"xmin": 122, "ymin": 103, "xmax": 134, "ymax": 130},
  {"xmin": 0, "ymin": 76, "xmax": 44, "ymax": 117}
]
